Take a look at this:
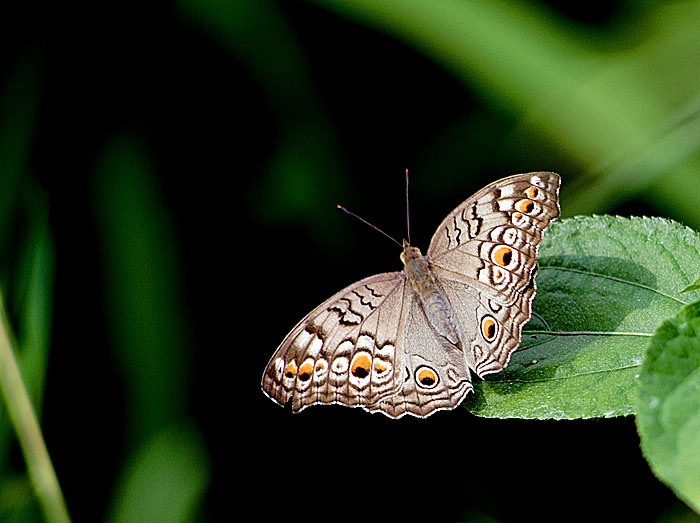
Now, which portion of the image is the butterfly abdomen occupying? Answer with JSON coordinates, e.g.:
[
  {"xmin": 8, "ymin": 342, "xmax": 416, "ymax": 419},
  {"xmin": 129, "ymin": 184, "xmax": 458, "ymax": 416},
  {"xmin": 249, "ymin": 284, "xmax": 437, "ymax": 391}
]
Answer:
[{"xmin": 402, "ymin": 246, "xmax": 460, "ymax": 345}]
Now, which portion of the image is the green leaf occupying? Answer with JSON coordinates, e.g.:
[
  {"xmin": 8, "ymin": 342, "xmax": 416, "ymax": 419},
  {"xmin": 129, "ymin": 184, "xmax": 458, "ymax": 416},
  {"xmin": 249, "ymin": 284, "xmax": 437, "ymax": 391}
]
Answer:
[
  {"xmin": 465, "ymin": 215, "xmax": 700, "ymax": 419},
  {"xmin": 636, "ymin": 299, "xmax": 700, "ymax": 514}
]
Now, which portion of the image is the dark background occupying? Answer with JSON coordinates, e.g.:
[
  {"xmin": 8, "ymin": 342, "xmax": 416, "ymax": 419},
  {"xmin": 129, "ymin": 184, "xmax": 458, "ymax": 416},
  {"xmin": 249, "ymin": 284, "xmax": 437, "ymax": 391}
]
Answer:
[{"xmin": 1, "ymin": 0, "xmax": 699, "ymax": 521}]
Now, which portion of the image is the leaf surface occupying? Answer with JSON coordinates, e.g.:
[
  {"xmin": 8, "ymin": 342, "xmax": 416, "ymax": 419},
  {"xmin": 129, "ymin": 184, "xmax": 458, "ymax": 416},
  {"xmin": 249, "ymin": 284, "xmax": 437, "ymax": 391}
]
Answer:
[
  {"xmin": 636, "ymin": 299, "xmax": 700, "ymax": 514},
  {"xmin": 466, "ymin": 216, "xmax": 700, "ymax": 419}
]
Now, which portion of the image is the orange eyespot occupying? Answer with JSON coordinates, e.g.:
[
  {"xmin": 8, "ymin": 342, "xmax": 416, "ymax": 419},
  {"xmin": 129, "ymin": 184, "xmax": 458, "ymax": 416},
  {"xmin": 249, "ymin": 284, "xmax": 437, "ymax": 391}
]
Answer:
[
  {"xmin": 374, "ymin": 361, "xmax": 388, "ymax": 375},
  {"xmin": 493, "ymin": 267, "xmax": 503, "ymax": 281},
  {"xmin": 525, "ymin": 186, "xmax": 540, "ymax": 199},
  {"xmin": 284, "ymin": 362, "xmax": 298, "ymax": 379},
  {"xmin": 491, "ymin": 246, "xmax": 513, "ymax": 267},
  {"xmin": 351, "ymin": 353, "xmax": 372, "ymax": 379},
  {"xmin": 481, "ymin": 316, "xmax": 498, "ymax": 341},
  {"xmin": 313, "ymin": 360, "xmax": 328, "ymax": 379},
  {"xmin": 298, "ymin": 361, "xmax": 314, "ymax": 382},
  {"xmin": 415, "ymin": 366, "xmax": 439, "ymax": 389},
  {"xmin": 516, "ymin": 199, "xmax": 535, "ymax": 214}
]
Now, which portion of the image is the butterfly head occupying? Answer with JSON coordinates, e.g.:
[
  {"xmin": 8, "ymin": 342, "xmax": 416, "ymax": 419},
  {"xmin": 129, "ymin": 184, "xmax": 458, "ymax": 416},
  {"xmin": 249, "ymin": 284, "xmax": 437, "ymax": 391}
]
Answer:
[{"xmin": 400, "ymin": 243, "xmax": 423, "ymax": 265}]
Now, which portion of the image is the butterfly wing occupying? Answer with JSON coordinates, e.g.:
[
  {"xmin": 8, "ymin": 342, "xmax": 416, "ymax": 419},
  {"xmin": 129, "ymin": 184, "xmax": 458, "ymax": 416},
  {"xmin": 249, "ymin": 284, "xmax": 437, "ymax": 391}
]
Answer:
[
  {"xmin": 443, "ymin": 274, "xmax": 536, "ymax": 377},
  {"xmin": 367, "ymin": 255, "xmax": 537, "ymax": 418},
  {"xmin": 427, "ymin": 172, "xmax": 560, "ymax": 305},
  {"xmin": 364, "ymin": 294, "xmax": 473, "ymax": 418},
  {"xmin": 426, "ymin": 172, "xmax": 559, "ymax": 377},
  {"xmin": 261, "ymin": 272, "xmax": 410, "ymax": 413}
]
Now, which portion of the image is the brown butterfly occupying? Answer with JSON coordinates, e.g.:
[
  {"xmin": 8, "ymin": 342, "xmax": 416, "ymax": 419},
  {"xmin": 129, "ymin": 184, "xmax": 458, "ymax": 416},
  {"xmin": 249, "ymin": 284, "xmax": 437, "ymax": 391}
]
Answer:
[{"xmin": 262, "ymin": 172, "xmax": 560, "ymax": 418}]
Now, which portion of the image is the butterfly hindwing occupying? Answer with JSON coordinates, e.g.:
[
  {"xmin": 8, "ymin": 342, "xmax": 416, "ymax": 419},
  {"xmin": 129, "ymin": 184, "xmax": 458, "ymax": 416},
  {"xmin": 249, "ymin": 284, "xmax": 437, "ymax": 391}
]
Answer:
[
  {"xmin": 367, "ymin": 270, "xmax": 537, "ymax": 418},
  {"xmin": 440, "ymin": 274, "xmax": 536, "ymax": 377},
  {"xmin": 427, "ymin": 172, "xmax": 560, "ymax": 305},
  {"xmin": 364, "ymin": 294, "xmax": 473, "ymax": 418}
]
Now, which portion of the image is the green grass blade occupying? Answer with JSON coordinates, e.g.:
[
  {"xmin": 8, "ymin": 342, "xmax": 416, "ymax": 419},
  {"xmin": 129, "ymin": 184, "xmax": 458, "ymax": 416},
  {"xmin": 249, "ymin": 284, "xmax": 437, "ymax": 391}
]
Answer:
[{"xmin": 0, "ymin": 293, "xmax": 69, "ymax": 523}]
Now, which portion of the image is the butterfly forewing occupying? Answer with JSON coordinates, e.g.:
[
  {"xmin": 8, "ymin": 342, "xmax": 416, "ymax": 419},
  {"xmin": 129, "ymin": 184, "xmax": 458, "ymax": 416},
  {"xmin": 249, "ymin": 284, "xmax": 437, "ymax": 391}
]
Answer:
[{"xmin": 427, "ymin": 172, "xmax": 560, "ymax": 305}]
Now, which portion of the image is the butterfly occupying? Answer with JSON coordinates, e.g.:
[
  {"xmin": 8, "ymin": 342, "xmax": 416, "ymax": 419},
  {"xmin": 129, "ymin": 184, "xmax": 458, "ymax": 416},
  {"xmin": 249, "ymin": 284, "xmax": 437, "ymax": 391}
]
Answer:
[{"xmin": 262, "ymin": 172, "xmax": 560, "ymax": 418}]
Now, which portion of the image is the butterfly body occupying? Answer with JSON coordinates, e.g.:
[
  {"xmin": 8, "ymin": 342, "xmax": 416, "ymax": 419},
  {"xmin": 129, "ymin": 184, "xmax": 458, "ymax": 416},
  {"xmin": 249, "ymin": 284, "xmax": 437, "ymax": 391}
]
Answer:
[
  {"xmin": 401, "ymin": 244, "xmax": 460, "ymax": 345},
  {"xmin": 262, "ymin": 172, "xmax": 560, "ymax": 418}
]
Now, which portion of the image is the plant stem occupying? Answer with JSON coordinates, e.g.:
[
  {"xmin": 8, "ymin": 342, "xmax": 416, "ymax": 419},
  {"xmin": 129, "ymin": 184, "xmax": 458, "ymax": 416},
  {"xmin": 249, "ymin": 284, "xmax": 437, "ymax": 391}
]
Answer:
[{"xmin": 0, "ymin": 293, "xmax": 70, "ymax": 522}]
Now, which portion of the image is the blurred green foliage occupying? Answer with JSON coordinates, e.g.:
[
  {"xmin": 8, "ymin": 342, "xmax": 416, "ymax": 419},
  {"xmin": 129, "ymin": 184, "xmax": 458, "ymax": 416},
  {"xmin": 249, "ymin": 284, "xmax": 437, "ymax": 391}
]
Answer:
[
  {"xmin": 309, "ymin": 0, "xmax": 700, "ymax": 224},
  {"xmin": 1, "ymin": 0, "xmax": 700, "ymax": 520}
]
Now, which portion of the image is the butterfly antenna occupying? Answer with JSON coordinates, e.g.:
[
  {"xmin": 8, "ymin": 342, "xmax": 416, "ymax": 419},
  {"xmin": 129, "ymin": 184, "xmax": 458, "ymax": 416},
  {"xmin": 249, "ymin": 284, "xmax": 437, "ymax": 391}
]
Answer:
[
  {"xmin": 337, "ymin": 205, "xmax": 403, "ymax": 248},
  {"xmin": 405, "ymin": 168, "xmax": 411, "ymax": 245}
]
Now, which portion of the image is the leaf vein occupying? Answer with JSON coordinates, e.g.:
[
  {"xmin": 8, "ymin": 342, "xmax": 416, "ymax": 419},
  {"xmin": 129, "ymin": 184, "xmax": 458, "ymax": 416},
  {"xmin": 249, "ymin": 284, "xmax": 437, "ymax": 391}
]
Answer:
[
  {"xmin": 490, "ymin": 363, "xmax": 641, "ymax": 384},
  {"xmin": 539, "ymin": 265, "xmax": 685, "ymax": 304},
  {"xmin": 525, "ymin": 329, "xmax": 653, "ymax": 337}
]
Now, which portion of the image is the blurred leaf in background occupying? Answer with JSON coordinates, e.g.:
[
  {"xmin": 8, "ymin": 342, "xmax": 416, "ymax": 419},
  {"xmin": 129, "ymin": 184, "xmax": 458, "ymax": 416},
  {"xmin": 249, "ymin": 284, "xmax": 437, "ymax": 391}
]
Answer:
[
  {"xmin": 93, "ymin": 133, "xmax": 192, "ymax": 444},
  {"xmin": 303, "ymin": 0, "xmax": 700, "ymax": 227},
  {"xmin": 92, "ymin": 133, "xmax": 210, "ymax": 518},
  {"xmin": 105, "ymin": 421, "xmax": 210, "ymax": 523}
]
